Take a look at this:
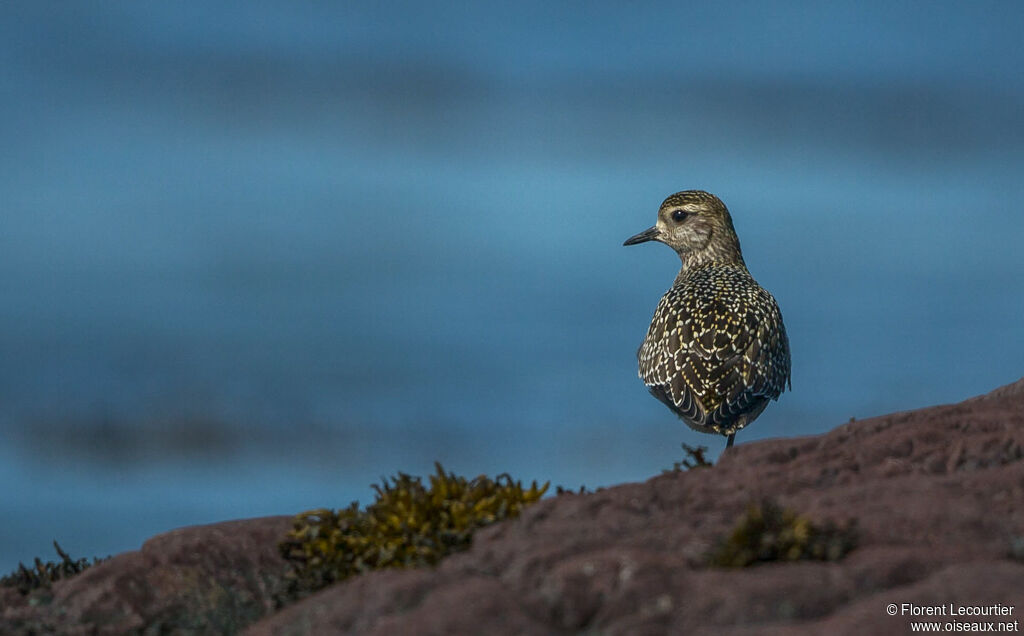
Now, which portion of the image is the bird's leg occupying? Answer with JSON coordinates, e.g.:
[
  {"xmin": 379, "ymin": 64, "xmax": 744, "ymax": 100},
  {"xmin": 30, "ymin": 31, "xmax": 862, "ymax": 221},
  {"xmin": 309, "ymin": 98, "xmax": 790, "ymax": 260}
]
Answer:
[{"xmin": 726, "ymin": 433, "xmax": 735, "ymax": 448}]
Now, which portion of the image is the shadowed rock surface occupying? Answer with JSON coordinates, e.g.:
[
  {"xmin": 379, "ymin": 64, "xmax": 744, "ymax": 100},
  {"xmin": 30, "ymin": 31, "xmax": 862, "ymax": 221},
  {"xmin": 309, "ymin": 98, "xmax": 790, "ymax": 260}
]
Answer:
[
  {"xmin": 3, "ymin": 378, "xmax": 1023, "ymax": 634},
  {"xmin": 0, "ymin": 516, "xmax": 292, "ymax": 634}
]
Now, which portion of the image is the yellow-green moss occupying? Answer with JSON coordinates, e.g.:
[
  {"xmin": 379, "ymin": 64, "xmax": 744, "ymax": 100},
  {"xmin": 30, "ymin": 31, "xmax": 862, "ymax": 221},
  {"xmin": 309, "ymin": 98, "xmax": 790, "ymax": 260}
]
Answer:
[
  {"xmin": 1, "ymin": 542, "xmax": 105, "ymax": 595},
  {"xmin": 707, "ymin": 500, "xmax": 857, "ymax": 568},
  {"xmin": 279, "ymin": 463, "xmax": 548, "ymax": 597}
]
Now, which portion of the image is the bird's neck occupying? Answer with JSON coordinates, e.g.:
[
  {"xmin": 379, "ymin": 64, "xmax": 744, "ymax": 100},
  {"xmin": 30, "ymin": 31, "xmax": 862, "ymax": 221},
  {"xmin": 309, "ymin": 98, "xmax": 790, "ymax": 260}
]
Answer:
[{"xmin": 675, "ymin": 246, "xmax": 746, "ymax": 282}]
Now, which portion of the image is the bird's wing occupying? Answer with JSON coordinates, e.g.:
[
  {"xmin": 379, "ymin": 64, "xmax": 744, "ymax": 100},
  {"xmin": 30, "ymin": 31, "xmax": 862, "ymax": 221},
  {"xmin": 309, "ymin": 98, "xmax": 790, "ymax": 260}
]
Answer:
[
  {"xmin": 637, "ymin": 288, "xmax": 710, "ymax": 426},
  {"xmin": 702, "ymin": 285, "xmax": 791, "ymax": 428}
]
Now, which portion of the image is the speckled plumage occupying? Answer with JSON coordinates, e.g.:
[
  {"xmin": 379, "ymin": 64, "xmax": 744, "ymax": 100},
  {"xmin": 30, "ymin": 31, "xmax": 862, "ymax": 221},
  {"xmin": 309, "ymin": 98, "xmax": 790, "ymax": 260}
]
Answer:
[{"xmin": 625, "ymin": 190, "xmax": 791, "ymax": 446}]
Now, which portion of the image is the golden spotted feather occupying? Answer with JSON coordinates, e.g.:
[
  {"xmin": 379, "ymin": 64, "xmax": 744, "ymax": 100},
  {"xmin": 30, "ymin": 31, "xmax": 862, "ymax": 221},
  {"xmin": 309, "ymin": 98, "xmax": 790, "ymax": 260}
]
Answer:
[{"xmin": 638, "ymin": 264, "xmax": 791, "ymax": 436}]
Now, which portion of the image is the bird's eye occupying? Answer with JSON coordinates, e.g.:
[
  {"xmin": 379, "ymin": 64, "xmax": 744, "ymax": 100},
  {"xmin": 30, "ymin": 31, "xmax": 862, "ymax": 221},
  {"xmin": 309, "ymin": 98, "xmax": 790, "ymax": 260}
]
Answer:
[{"xmin": 671, "ymin": 209, "xmax": 688, "ymax": 222}]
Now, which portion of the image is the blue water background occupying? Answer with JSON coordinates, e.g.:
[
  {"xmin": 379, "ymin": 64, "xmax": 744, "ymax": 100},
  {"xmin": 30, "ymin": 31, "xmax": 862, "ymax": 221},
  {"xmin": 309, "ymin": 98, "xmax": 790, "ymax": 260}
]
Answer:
[{"xmin": 2, "ymin": 2, "xmax": 1023, "ymax": 570}]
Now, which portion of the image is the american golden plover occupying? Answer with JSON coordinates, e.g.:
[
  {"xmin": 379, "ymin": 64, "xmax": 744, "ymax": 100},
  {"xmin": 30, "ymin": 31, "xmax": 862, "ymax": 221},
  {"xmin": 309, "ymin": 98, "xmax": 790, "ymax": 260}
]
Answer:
[{"xmin": 624, "ymin": 190, "xmax": 791, "ymax": 448}]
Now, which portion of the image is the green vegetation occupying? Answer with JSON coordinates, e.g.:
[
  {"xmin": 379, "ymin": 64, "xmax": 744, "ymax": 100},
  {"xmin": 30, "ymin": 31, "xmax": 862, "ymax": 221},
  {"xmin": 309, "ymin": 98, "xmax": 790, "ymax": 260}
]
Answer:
[
  {"xmin": 707, "ymin": 500, "xmax": 857, "ymax": 568},
  {"xmin": 279, "ymin": 463, "xmax": 548, "ymax": 599},
  {"xmin": 1009, "ymin": 536, "xmax": 1024, "ymax": 561},
  {"xmin": 1, "ymin": 542, "xmax": 105, "ymax": 595},
  {"xmin": 555, "ymin": 484, "xmax": 592, "ymax": 495},
  {"xmin": 664, "ymin": 443, "xmax": 713, "ymax": 473}
]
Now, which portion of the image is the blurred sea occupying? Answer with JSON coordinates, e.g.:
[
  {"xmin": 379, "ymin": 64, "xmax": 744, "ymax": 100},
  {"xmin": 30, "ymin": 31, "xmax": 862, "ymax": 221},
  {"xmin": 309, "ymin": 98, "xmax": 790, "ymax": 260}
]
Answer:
[{"xmin": 2, "ymin": 2, "xmax": 1023, "ymax": 571}]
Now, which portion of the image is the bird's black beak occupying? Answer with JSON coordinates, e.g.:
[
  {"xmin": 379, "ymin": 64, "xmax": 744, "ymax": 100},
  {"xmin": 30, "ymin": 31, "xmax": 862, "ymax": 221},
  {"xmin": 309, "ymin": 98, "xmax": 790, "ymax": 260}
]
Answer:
[{"xmin": 623, "ymin": 226, "xmax": 660, "ymax": 246}]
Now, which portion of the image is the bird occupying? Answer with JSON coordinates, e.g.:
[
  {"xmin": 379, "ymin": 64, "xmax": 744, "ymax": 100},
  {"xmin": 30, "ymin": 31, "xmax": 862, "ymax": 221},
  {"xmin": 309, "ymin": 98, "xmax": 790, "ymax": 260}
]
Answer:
[{"xmin": 623, "ymin": 190, "xmax": 791, "ymax": 449}]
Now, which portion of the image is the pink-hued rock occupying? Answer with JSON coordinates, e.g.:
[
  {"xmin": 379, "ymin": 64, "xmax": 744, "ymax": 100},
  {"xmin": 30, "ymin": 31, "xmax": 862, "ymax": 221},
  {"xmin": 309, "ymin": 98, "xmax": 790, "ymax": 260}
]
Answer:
[
  {"xmin": 1, "ymin": 516, "xmax": 292, "ymax": 634},
  {"xmin": 3, "ymin": 377, "xmax": 1023, "ymax": 635}
]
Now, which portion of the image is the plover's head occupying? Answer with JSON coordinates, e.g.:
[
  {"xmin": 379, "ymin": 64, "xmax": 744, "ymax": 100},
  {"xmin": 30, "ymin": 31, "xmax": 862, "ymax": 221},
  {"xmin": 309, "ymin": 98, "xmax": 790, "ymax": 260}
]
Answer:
[{"xmin": 624, "ymin": 190, "xmax": 743, "ymax": 265}]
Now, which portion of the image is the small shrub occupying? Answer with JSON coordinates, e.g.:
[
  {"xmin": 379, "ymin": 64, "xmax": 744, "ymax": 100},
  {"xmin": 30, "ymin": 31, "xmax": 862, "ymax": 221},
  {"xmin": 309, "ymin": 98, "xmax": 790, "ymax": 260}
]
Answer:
[
  {"xmin": 1, "ymin": 542, "xmax": 105, "ymax": 595},
  {"xmin": 664, "ymin": 443, "xmax": 713, "ymax": 473},
  {"xmin": 279, "ymin": 463, "xmax": 547, "ymax": 599},
  {"xmin": 555, "ymin": 484, "xmax": 592, "ymax": 496},
  {"xmin": 707, "ymin": 500, "xmax": 857, "ymax": 568}
]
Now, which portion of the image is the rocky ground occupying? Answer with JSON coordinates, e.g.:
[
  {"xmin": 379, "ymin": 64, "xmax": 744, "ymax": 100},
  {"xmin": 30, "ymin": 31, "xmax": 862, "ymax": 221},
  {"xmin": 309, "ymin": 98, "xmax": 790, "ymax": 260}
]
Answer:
[{"xmin": 3, "ymin": 377, "xmax": 1023, "ymax": 635}]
